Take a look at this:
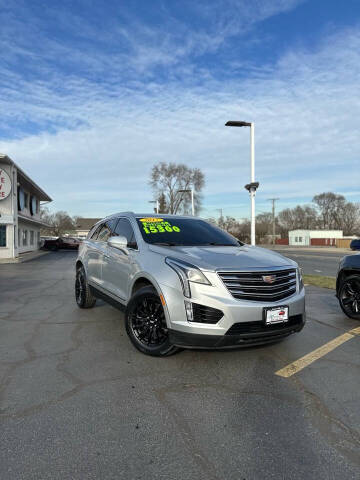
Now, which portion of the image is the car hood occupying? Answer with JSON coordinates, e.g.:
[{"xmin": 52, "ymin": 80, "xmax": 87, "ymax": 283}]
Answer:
[{"xmin": 148, "ymin": 244, "xmax": 297, "ymax": 271}]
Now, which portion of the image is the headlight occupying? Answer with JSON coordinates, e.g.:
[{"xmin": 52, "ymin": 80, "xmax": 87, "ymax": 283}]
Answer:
[
  {"xmin": 297, "ymin": 267, "xmax": 304, "ymax": 290},
  {"xmin": 165, "ymin": 257, "xmax": 211, "ymax": 298}
]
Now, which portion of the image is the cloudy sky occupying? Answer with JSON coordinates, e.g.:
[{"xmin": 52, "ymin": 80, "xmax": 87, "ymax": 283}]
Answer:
[{"xmin": 0, "ymin": 0, "xmax": 359, "ymax": 219}]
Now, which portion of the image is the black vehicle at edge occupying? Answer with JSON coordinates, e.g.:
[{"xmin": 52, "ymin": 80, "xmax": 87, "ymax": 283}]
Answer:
[
  {"xmin": 350, "ymin": 239, "xmax": 360, "ymax": 251},
  {"xmin": 336, "ymin": 253, "xmax": 360, "ymax": 319}
]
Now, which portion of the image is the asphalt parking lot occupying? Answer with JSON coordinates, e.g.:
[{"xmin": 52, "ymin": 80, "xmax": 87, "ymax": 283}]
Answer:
[{"xmin": 0, "ymin": 251, "xmax": 359, "ymax": 480}]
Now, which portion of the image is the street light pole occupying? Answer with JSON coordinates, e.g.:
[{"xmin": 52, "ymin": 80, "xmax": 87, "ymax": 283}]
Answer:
[
  {"xmin": 249, "ymin": 123, "xmax": 256, "ymax": 246},
  {"xmin": 148, "ymin": 200, "xmax": 159, "ymax": 214},
  {"xmin": 225, "ymin": 120, "xmax": 259, "ymax": 246}
]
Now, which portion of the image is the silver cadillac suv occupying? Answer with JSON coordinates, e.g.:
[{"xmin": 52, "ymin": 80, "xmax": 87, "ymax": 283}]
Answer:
[{"xmin": 75, "ymin": 213, "xmax": 305, "ymax": 356}]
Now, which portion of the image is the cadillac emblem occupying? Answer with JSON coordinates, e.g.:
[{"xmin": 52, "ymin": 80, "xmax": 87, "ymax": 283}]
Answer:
[{"xmin": 262, "ymin": 275, "xmax": 277, "ymax": 284}]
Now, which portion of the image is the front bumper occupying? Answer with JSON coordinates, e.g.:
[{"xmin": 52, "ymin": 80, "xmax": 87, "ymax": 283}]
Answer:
[
  {"xmin": 159, "ymin": 270, "xmax": 306, "ymax": 338},
  {"xmin": 169, "ymin": 314, "xmax": 305, "ymax": 349}
]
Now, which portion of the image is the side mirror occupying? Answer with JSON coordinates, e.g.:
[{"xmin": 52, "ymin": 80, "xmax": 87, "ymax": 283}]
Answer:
[{"xmin": 107, "ymin": 235, "xmax": 128, "ymax": 252}]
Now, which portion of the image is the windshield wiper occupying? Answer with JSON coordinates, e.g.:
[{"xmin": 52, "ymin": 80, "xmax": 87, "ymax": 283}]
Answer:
[
  {"xmin": 204, "ymin": 243, "xmax": 237, "ymax": 246},
  {"xmin": 153, "ymin": 242, "xmax": 177, "ymax": 246}
]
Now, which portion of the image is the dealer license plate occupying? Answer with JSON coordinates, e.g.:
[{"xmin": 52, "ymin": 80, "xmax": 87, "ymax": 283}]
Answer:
[{"xmin": 264, "ymin": 306, "xmax": 289, "ymax": 325}]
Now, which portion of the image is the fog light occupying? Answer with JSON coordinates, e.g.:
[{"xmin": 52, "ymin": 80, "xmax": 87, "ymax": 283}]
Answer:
[{"xmin": 184, "ymin": 301, "xmax": 194, "ymax": 322}]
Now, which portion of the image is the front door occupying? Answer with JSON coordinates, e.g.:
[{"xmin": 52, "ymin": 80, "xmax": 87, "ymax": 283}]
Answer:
[{"xmin": 102, "ymin": 217, "xmax": 139, "ymax": 301}]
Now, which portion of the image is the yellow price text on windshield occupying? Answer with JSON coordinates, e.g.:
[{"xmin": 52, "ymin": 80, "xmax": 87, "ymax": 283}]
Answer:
[{"xmin": 141, "ymin": 220, "xmax": 181, "ymax": 234}]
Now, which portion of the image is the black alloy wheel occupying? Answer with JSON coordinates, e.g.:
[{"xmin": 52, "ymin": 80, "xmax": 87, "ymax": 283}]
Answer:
[
  {"xmin": 130, "ymin": 297, "xmax": 168, "ymax": 346},
  {"xmin": 75, "ymin": 266, "xmax": 96, "ymax": 308},
  {"xmin": 339, "ymin": 274, "xmax": 360, "ymax": 319},
  {"xmin": 125, "ymin": 286, "xmax": 180, "ymax": 356},
  {"xmin": 75, "ymin": 268, "xmax": 85, "ymax": 305}
]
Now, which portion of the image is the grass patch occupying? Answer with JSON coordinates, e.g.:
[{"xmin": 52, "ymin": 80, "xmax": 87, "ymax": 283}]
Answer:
[{"xmin": 303, "ymin": 275, "xmax": 336, "ymax": 290}]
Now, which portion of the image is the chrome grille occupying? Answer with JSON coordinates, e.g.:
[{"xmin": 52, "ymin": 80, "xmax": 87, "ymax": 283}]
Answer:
[{"xmin": 218, "ymin": 268, "xmax": 297, "ymax": 302}]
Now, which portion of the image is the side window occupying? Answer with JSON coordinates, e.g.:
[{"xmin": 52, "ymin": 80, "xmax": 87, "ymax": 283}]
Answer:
[
  {"xmin": 97, "ymin": 224, "xmax": 111, "ymax": 242},
  {"xmin": 90, "ymin": 224, "xmax": 102, "ymax": 240},
  {"xmin": 113, "ymin": 218, "xmax": 137, "ymax": 249},
  {"xmin": 106, "ymin": 218, "xmax": 118, "ymax": 235}
]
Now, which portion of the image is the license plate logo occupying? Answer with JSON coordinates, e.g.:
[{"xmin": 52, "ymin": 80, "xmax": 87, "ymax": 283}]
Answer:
[{"xmin": 265, "ymin": 306, "xmax": 289, "ymax": 325}]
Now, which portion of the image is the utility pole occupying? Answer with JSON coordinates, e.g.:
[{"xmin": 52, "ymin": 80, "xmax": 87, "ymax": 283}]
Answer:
[{"xmin": 268, "ymin": 198, "xmax": 279, "ymax": 244}]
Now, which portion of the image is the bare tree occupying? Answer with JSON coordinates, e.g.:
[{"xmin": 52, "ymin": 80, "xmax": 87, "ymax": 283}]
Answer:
[
  {"xmin": 313, "ymin": 192, "xmax": 345, "ymax": 229},
  {"xmin": 157, "ymin": 193, "xmax": 168, "ymax": 214},
  {"xmin": 214, "ymin": 216, "xmax": 250, "ymax": 243},
  {"xmin": 41, "ymin": 208, "xmax": 76, "ymax": 236},
  {"xmin": 278, "ymin": 205, "xmax": 318, "ymax": 233},
  {"xmin": 150, "ymin": 162, "xmax": 205, "ymax": 214},
  {"xmin": 312, "ymin": 192, "xmax": 360, "ymax": 233},
  {"xmin": 341, "ymin": 202, "xmax": 360, "ymax": 235}
]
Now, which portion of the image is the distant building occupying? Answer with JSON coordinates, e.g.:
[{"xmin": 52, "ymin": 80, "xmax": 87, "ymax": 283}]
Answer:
[
  {"xmin": 74, "ymin": 218, "xmax": 101, "ymax": 238},
  {"xmin": 0, "ymin": 154, "xmax": 52, "ymax": 260},
  {"xmin": 288, "ymin": 229, "xmax": 343, "ymax": 247}
]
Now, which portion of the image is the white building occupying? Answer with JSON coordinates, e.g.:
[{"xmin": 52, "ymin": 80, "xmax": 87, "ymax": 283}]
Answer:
[
  {"xmin": 0, "ymin": 154, "xmax": 52, "ymax": 261},
  {"xmin": 288, "ymin": 229, "xmax": 343, "ymax": 247}
]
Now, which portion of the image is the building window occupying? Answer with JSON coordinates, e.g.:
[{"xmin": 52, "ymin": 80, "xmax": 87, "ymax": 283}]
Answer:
[
  {"xmin": 0, "ymin": 225, "xmax": 6, "ymax": 247},
  {"xmin": 295, "ymin": 237, "xmax": 298, "ymax": 242},
  {"xmin": 37, "ymin": 231, "xmax": 40, "ymax": 245},
  {"xmin": 299, "ymin": 237, "xmax": 302, "ymax": 242},
  {"xmin": 14, "ymin": 226, "xmax": 17, "ymax": 248},
  {"xmin": 23, "ymin": 229, "xmax": 28, "ymax": 246},
  {"xmin": 24, "ymin": 192, "xmax": 29, "ymax": 209},
  {"xmin": 30, "ymin": 231, "xmax": 34, "ymax": 246},
  {"xmin": 18, "ymin": 228, "xmax": 21, "ymax": 246}
]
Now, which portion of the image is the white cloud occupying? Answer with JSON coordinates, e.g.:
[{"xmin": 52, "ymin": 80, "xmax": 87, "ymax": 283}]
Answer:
[{"xmin": 0, "ymin": 3, "xmax": 359, "ymax": 218}]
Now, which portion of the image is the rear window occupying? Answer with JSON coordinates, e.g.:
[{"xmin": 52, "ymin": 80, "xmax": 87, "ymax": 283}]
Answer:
[{"xmin": 136, "ymin": 217, "xmax": 240, "ymax": 247}]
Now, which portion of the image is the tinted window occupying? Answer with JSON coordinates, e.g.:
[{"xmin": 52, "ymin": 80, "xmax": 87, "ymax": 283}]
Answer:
[
  {"xmin": 114, "ymin": 218, "xmax": 137, "ymax": 249},
  {"xmin": 90, "ymin": 224, "xmax": 102, "ymax": 240},
  {"xmin": 107, "ymin": 218, "xmax": 118, "ymax": 233},
  {"xmin": 136, "ymin": 218, "xmax": 240, "ymax": 246},
  {"xmin": 97, "ymin": 224, "xmax": 112, "ymax": 242},
  {"xmin": 90, "ymin": 219, "xmax": 117, "ymax": 241}
]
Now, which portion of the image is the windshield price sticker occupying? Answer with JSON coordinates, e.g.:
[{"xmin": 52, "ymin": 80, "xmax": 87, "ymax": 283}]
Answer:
[
  {"xmin": 139, "ymin": 218, "xmax": 164, "ymax": 223},
  {"xmin": 140, "ymin": 219, "xmax": 181, "ymax": 234}
]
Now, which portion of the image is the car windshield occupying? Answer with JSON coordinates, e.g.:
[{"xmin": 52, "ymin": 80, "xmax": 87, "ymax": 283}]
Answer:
[{"xmin": 136, "ymin": 217, "xmax": 241, "ymax": 246}]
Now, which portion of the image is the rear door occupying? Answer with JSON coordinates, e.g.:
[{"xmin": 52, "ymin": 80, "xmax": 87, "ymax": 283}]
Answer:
[
  {"xmin": 102, "ymin": 217, "xmax": 139, "ymax": 301},
  {"xmin": 86, "ymin": 222, "xmax": 110, "ymax": 286}
]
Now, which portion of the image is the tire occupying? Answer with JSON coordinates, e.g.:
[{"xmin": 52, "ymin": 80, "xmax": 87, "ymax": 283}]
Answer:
[
  {"xmin": 338, "ymin": 274, "xmax": 360, "ymax": 320},
  {"xmin": 125, "ymin": 286, "xmax": 180, "ymax": 356},
  {"xmin": 75, "ymin": 266, "xmax": 96, "ymax": 309}
]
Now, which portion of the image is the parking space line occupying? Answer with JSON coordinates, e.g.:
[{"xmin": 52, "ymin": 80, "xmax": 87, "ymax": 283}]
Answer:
[{"xmin": 275, "ymin": 326, "xmax": 360, "ymax": 378}]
